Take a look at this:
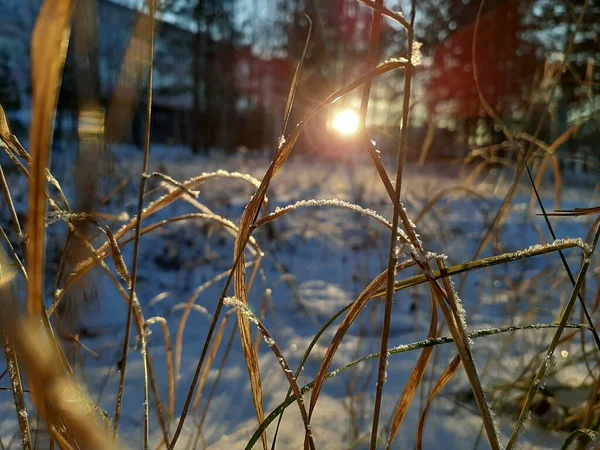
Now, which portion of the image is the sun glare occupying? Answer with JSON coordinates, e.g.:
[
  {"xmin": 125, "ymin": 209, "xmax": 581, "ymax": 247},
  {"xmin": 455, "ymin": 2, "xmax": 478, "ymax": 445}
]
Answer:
[{"xmin": 332, "ymin": 109, "xmax": 360, "ymax": 135}]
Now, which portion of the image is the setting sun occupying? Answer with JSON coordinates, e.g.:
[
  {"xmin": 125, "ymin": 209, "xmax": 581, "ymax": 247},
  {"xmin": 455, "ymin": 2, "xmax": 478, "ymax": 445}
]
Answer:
[{"xmin": 332, "ymin": 109, "xmax": 360, "ymax": 135}]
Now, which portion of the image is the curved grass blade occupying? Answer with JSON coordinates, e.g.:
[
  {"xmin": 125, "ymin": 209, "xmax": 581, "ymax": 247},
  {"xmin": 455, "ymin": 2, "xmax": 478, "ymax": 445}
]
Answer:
[
  {"xmin": 416, "ymin": 355, "xmax": 461, "ymax": 450},
  {"xmin": 27, "ymin": 0, "xmax": 73, "ymax": 315},
  {"xmin": 27, "ymin": 0, "xmax": 74, "ymax": 439},
  {"xmin": 560, "ymin": 428, "xmax": 600, "ymax": 450},
  {"xmin": 386, "ymin": 284, "xmax": 438, "ymax": 448}
]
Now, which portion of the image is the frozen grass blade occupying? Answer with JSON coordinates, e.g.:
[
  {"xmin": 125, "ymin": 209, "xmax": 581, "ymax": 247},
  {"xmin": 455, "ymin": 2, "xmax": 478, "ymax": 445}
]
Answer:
[
  {"xmin": 223, "ymin": 297, "xmax": 315, "ymax": 449},
  {"xmin": 256, "ymin": 198, "xmax": 399, "ymax": 232},
  {"xmin": 373, "ymin": 239, "xmax": 590, "ymax": 299},
  {"xmin": 233, "ymin": 178, "xmax": 274, "ymax": 450},
  {"xmin": 416, "ymin": 355, "xmax": 461, "ymax": 450},
  {"xmin": 436, "ymin": 259, "xmax": 501, "ymax": 450},
  {"xmin": 246, "ymin": 322, "xmax": 591, "ymax": 449},
  {"xmin": 506, "ymin": 224, "xmax": 600, "ymax": 449}
]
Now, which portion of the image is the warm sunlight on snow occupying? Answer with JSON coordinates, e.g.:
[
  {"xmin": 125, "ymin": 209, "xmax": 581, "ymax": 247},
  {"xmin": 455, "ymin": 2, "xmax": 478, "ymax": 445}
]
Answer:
[{"xmin": 332, "ymin": 109, "xmax": 359, "ymax": 135}]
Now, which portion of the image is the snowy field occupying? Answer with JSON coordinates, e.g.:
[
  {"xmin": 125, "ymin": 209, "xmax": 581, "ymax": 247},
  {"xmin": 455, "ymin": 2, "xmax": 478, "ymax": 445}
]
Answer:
[{"xmin": 0, "ymin": 143, "xmax": 598, "ymax": 449}]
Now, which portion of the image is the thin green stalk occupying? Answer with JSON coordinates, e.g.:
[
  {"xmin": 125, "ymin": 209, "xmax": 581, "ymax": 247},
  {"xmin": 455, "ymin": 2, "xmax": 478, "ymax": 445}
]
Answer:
[
  {"xmin": 374, "ymin": 239, "xmax": 589, "ymax": 298},
  {"xmin": 506, "ymin": 224, "xmax": 600, "ymax": 449},
  {"xmin": 246, "ymin": 322, "xmax": 590, "ymax": 450}
]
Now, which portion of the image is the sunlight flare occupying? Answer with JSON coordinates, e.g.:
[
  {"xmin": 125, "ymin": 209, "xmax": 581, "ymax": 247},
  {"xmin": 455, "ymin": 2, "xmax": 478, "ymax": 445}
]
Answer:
[{"xmin": 332, "ymin": 109, "xmax": 360, "ymax": 135}]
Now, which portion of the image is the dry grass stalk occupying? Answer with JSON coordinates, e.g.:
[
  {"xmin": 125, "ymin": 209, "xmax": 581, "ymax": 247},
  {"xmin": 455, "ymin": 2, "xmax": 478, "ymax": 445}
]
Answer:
[
  {"xmin": 0, "ymin": 270, "xmax": 120, "ymax": 449},
  {"xmin": 192, "ymin": 311, "xmax": 233, "ymax": 409},
  {"xmin": 1, "ymin": 329, "xmax": 32, "ymax": 450},
  {"xmin": 175, "ymin": 266, "xmax": 248, "ymax": 381},
  {"xmin": 25, "ymin": 2, "xmax": 75, "ymax": 445},
  {"xmin": 386, "ymin": 283, "xmax": 438, "ymax": 447},
  {"xmin": 415, "ymin": 355, "xmax": 461, "ymax": 450},
  {"xmin": 436, "ymin": 258, "xmax": 501, "ymax": 449},
  {"xmin": 27, "ymin": 0, "xmax": 74, "ymax": 316},
  {"xmin": 109, "ymin": 0, "xmax": 157, "ymax": 442},
  {"xmin": 144, "ymin": 317, "xmax": 175, "ymax": 422}
]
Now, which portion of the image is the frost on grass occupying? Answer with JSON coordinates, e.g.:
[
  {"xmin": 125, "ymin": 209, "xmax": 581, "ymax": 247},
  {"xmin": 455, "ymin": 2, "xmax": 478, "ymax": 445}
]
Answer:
[
  {"xmin": 445, "ymin": 277, "xmax": 472, "ymax": 347},
  {"xmin": 411, "ymin": 41, "xmax": 423, "ymax": 66},
  {"xmin": 513, "ymin": 238, "xmax": 591, "ymax": 259},
  {"xmin": 484, "ymin": 397, "xmax": 504, "ymax": 450},
  {"xmin": 425, "ymin": 251, "xmax": 448, "ymax": 261},
  {"xmin": 277, "ymin": 135, "xmax": 286, "ymax": 150},
  {"xmin": 122, "ymin": 169, "xmax": 263, "ymax": 231},
  {"xmin": 384, "ymin": 56, "xmax": 408, "ymax": 65},
  {"xmin": 272, "ymin": 198, "xmax": 409, "ymax": 236},
  {"xmin": 394, "ymin": 234, "xmax": 414, "ymax": 259},
  {"xmin": 223, "ymin": 296, "xmax": 259, "ymax": 326},
  {"xmin": 544, "ymin": 354, "xmax": 558, "ymax": 374}
]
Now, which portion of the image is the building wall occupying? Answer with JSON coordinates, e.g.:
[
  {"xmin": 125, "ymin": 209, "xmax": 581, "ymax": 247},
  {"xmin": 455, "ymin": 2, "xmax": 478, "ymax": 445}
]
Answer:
[{"xmin": 0, "ymin": 0, "xmax": 291, "ymax": 150}]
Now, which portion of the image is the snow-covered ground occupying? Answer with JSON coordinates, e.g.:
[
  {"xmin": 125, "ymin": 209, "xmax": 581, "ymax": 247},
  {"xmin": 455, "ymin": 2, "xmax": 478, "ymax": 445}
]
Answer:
[{"xmin": 0, "ymin": 143, "xmax": 598, "ymax": 449}]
